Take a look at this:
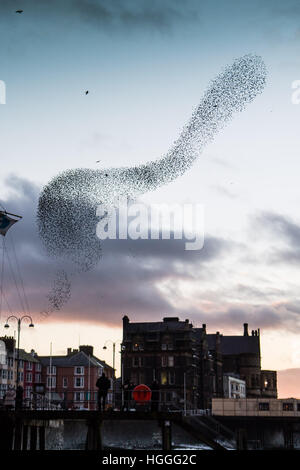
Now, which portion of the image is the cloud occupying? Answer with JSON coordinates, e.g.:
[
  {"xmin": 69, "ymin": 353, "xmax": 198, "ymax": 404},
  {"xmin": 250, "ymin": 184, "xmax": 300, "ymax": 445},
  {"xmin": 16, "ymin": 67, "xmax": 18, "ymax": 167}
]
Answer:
[
  {"xmin": 253, "ymin": 211, "xmax": 300, "ymax": 265},
  {"xmin": 0, "ymin": 0, "xmax": 199, "ymax": 32},
  {"xmin": 0, "ymin": 174, "xmax": 230, "ymax": 327},
  {"xmin": 2, "ymin": 176, "xmax": 300, "ymax": 335},
  {"xmin": 210, "ymin": 184, "xmax": 237, "ymax": 200}
]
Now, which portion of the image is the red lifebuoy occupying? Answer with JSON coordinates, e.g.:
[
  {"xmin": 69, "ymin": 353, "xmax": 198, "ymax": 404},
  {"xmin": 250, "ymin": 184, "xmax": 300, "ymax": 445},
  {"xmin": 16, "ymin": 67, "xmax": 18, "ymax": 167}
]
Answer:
[{"xmin": 132, "ymin": 384, "xmax": 152, "ymax": 403}]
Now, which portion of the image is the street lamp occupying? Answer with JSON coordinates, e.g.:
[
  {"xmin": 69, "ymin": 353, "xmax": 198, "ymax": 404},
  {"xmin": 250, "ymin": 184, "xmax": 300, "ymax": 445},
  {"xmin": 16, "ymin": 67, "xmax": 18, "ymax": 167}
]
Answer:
[
  {"xmin": 103, "ymin": 339, "xmax": 122, "ymax": 409},
  {"xmin": 4, "ymin": 315, "xmax": 34, "ymax": 390}
]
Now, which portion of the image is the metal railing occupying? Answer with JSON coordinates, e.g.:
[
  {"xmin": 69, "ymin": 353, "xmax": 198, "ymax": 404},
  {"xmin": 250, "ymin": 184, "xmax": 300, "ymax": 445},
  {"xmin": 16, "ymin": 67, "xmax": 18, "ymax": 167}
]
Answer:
[{"xmin": 1, "ymin": 387, "xmax": 209, "ymax": 413}]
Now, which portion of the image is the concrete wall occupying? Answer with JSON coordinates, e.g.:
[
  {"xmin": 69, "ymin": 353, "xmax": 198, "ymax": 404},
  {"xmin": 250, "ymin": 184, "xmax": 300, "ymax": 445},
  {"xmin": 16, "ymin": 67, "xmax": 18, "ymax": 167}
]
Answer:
[{"xmin": 212, "ymin": 398, "xmax": 300, "ymax": 417}]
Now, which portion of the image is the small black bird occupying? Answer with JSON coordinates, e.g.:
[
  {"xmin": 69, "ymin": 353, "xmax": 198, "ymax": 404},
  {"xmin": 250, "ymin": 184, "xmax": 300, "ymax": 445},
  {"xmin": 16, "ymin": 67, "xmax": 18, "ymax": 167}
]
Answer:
[
  {"xmin": 85, "ymin": 90, "xmax": 89, "ymax": 95},
  {"xmin": 16, "ymin": 10, "xmax": 23, "ymax": 14}
]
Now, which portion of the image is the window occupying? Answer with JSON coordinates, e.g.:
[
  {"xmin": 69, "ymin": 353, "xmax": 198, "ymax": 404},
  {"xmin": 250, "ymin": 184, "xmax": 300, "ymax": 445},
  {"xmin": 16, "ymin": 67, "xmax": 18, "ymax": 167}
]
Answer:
[
  {"xmin": 25, "ymin": 386, "xmax": 32, "ymax": 399},
  {"xmin": 161, "ymin": 371, "xmax": 167, "ymax": 385},
  {"xmin": 168, "ymin": 356, "xmax": 174, "ymax": 367},
  {"xmin": 47, "ymin": 366, "xmax": 56, "ymax": 375},
  {"xmin": 18, "ymin": 372, "xmax": 23, "ymax": 382},
  {"xmin": 36, "ymin": 363, "xmax": 41, "ymax": 372},
  {"xmin": 161, "ymin": 356, "xmax": 174, "ymax": 367},
  {"xmin": 63, "ymin": 377, "xmax": 68, "ymax": 388},
  {"xmin": 35, "ymin": 374, "xmax": 41, "ymax": 383},
  {"xmin": 26, "ymin": 372, "xmax": 32, "ymax": 382},
  {"xmin": 259, "ymin": 402, "xmax": 270, "ymax": 411},
  {"xmin": 74, "ymin": 377, "xmax": 84, "ymax": 388},
  {"xmin": 74, "ymin": 392, "xmax": 84, "ymax": 402},
  {"xmin": 27, "ymin": 362, "xmax": 32, "ymax": 371},
  {"xmin": 132, "ymin": 357, "xmax": 143, "ymax": 367},
  {"xmin": 19, "ymin": 360, "xmax": 23, "ymax": 368},
  {"xmin": 46, "ymin": 376, "xmax": 56, "ymax": 388},
  {"xmin": 133, "ymin": 343, "xmax": 144, "ymax": 351},
  {"xmin": 130, "ymin": 372, "xmax": 138, "ymax": 384},
  {"xmin": 297, "ymin": 403, "xmax": 300, "ymax": 412},
  {"xmin": 283, "ymin": 402, "xmax": 294, "ymax": 411},
  {"xmin": 74, "ymin": 366, "xmax": 84, "ymax": 375},
  {"xmin": 160, "ymin": 371, "xmax": 175, "ymax": 385},
  {"xmin": 168, "ymin": 371, "xmax": 175, "ymax": 385}
]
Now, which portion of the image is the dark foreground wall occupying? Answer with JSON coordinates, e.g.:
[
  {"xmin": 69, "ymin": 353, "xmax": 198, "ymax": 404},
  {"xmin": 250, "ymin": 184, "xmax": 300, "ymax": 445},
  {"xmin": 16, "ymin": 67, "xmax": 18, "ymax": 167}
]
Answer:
[{"xmin": 217, "ymin": 416, "xmax": 300, "ymax": 449}]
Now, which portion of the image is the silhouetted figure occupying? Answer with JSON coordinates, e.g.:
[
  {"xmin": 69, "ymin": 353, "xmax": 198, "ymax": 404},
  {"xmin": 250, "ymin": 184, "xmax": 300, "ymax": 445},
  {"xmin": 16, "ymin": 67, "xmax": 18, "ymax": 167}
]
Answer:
[
  {"xmin": 15, "ymin": 385, "xmax": 23, "ymax": 410},
  {"xmin": 151, "ymin": 380, "xmax": 159, "ymax": 412},
  {"xmin": 96, "ymin": 373, "xmax": 110, "ymax": 412}
]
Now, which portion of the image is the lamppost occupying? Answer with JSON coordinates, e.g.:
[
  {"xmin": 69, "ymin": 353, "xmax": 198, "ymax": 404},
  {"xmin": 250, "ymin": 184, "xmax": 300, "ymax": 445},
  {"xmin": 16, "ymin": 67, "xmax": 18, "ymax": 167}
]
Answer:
[
  {"xmin": 4, "ymin": 315, "xmax": 34, "ymax": 390},
  {"xmin": 103, "ymin": 339, "xmax": 122, "ymax": 409}
]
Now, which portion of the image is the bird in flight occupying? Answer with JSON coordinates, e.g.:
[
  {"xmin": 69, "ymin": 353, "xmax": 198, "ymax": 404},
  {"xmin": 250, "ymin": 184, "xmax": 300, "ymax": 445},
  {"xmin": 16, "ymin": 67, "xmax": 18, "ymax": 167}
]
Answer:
[
  {"xmin": 85, "ymin": 90, "xmax": 89, "ymax": 95},
  {"xmin": 16, "ymin": 10, "xmax": 23, "ymax": 14}
]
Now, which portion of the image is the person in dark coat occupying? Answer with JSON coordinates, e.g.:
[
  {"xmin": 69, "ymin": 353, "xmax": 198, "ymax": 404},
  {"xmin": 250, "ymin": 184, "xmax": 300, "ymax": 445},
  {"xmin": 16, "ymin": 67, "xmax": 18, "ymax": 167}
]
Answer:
[
  {"xmin": 151, "ymin": 380, "xmax": 159, "ymax": 412},
  {"xmin": 122, "ymin": 379, "xmax": 131, "ymax": 411},
  {"xmin": 15, "ymin": 385, "xmax": 23, "ymax": 411},
  {"xmin": 96, "ymin": 373, "xmax": 111, "ymax": 412}
]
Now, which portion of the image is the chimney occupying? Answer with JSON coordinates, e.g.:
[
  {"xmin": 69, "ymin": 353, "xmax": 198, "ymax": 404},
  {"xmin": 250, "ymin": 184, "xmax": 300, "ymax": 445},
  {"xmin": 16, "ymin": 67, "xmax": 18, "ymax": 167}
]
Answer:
[
  {"xmin": 79, "ymin": 345, "xmax": 94, "ymax": 356},
  {"xmin": 67, "ymin": 348, "xmax": 72, "ymax": 355},
  {"xmin": 251, "ymin": 330, "xmax": 254, "ymax": 336},
  {"xmin": 243, "ymin": 323, "xmax": 249, "ymax": 336},
  {"xmin": 163, "ymin": 317, "xmax": 179, "ymax": 322},
  {"xmin": 202, "ymin": 324, "xmax": 206, "ymax": 332},
  {"xmin": 123, "ymin": 315, "xmax": 129, "ymax": 328}
]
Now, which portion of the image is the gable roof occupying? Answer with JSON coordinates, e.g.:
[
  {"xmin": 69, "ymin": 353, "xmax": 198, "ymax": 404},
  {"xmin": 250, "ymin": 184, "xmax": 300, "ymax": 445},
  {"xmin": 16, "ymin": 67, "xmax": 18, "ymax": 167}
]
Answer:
[
  {"xmin": 18, "ymin": 349, "xmax": 40, "ymax": 363},
  {"xmin": 38, "ymin": 350, "xmax": 113, "ymax": 369}
]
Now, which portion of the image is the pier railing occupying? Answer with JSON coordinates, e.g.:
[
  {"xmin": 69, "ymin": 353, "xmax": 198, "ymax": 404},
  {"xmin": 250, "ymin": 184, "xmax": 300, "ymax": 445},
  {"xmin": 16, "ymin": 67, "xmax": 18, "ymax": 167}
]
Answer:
[{"xmin": 0, "ymin": 387, "xmax": 208, "ymax": 414}]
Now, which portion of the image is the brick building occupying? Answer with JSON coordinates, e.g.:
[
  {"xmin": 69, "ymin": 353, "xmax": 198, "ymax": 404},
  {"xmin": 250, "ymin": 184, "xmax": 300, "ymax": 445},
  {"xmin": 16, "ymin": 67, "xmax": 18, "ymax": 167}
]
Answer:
[
  {"xmin": 122, "ymin": 316, "xmax": 205, "ymax": 410},
  {"xmin": 39, "ymin": 345, "xmax": 114, "ymax": 410},
  {"xmin": 0, "ymin": 337, "xmax": 42, "ymax": 406},
  {"xmin": 121, "ymin": 316, "xmax": 277, "ymax": 411}
]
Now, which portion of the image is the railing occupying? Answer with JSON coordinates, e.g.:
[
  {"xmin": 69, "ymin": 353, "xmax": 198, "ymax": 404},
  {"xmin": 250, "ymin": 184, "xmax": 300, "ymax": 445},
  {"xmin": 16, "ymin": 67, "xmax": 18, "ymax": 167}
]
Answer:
[{"xmin": 1, "ymin": 387, "xmax": 206, "ymax": 413}]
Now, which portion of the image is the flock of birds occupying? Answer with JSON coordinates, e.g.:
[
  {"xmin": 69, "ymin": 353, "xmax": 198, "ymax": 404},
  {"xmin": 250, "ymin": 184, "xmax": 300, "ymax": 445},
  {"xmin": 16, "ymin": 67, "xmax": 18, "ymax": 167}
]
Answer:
[{"xmin": 12, "ymin": 9, "xmax": 268, "ymax": 317}]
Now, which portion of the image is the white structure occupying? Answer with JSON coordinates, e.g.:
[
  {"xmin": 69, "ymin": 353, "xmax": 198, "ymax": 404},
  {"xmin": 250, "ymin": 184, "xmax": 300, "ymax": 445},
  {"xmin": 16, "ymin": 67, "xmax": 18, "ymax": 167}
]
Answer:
[
  {"xmin": 212, "ymin": 398, "xmax": 300, "ymax": 417},
  {"xmin": 0, "ymin": 340, "xmax": 8, "ymax": 399},
  {"xmin": 223, "ymin": 374, "xmax": 246, "ymax": 399}
]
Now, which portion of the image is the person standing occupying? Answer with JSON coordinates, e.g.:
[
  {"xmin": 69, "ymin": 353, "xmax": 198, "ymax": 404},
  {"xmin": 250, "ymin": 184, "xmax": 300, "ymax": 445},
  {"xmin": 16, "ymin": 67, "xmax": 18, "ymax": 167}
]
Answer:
[{"xmin": 96, "ymin": 373, "xmax": 111, "ymax": 412}]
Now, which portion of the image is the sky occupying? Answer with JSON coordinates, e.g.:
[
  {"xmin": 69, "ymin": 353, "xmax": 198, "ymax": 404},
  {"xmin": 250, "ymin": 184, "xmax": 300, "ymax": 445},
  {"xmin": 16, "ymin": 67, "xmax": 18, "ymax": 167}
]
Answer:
[{"xmin": 1, "ymin": 0, "xmax": 300, "ymax": 396}]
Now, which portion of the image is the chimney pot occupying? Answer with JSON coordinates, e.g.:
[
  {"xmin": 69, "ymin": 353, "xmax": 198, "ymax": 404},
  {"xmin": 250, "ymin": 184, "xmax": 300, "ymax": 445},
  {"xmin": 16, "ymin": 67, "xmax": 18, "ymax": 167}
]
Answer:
[{"xmin": 243, "ymin": 323, "xmax": 249, "ymax": 336}]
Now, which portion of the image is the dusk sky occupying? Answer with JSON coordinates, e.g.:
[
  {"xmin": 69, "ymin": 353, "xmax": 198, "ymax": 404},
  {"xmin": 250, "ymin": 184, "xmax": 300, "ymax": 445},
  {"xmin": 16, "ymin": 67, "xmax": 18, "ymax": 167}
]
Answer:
[{"xmin": 1, "ymin": 0, "xmax": 300, "ymax": 397}]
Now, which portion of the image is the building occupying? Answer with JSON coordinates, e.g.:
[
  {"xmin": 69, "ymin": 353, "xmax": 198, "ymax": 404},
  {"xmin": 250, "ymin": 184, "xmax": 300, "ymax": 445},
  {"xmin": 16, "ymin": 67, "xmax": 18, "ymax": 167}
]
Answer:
[
  {"xmin": 122, "ymin": 316, "xmax": 277, "ymax": 411},
  {"xmin": 122, "ymin": 316, "xmax": 201, "ymax": 410},
  {"xmin": 39, "ymin": 345, "xmax": 114, "ymax": 410},
  {"xmin": 212, "ymin": 398, "xmax": 300, "ymax": 417},
  {"xmin": 20, "ymin": 349, "xmax": 42, "ymax": 405},
  {"xmin": 223, "ymin": 374, "xmax": 246, "ymax": 399},
  {"xmin": 206, "ymin": 323, "xmax": 277, "ymax": 399},
  {"xmin": 0, "ymin": 340, "xmax": 8, "ymax": 399}
]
